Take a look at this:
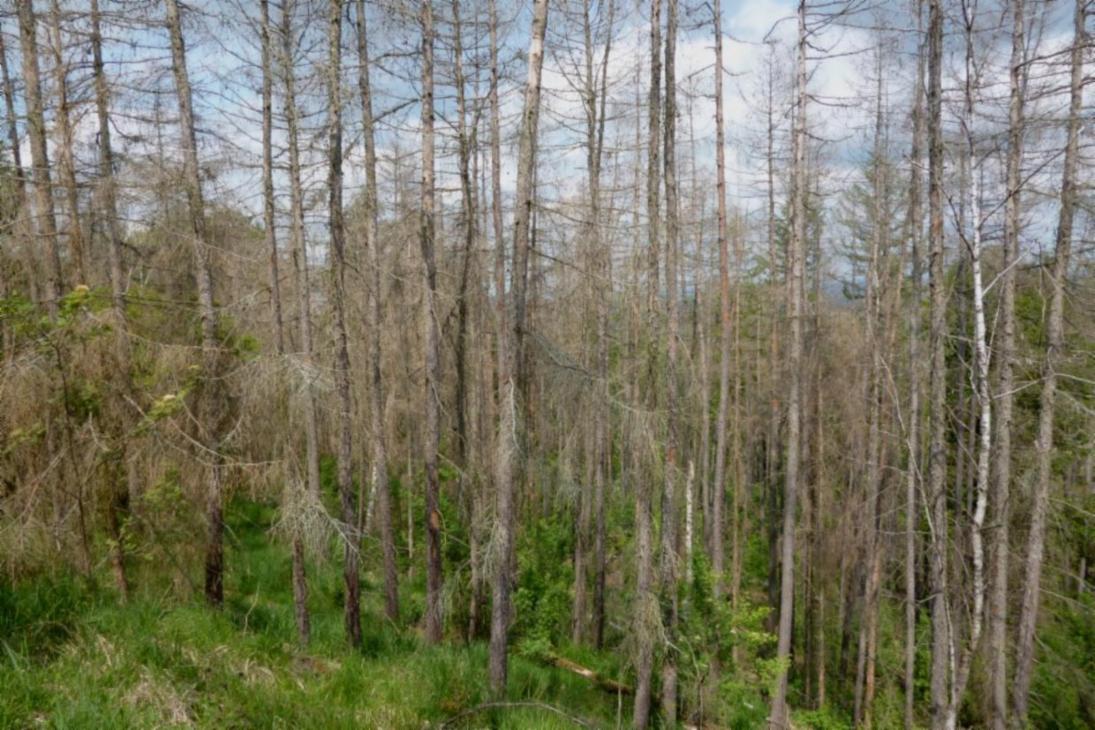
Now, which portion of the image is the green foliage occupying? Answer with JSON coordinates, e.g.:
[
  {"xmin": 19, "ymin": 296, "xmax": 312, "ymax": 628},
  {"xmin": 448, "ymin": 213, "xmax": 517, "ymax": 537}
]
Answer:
[
  {"xmin": 0, "ymin": 499, "xmax": 623, "ymax": 728},
  {"xmin": 1029, "ymin": 591, "xmax": 1095, "ymax": 730},
  {"xmin": 672, "ymin": 551, "xmax": 779, "ymax": 726},
  {"xmin": 2, "ymin": 423, "xmax": 45, "ymax": 456},
  {"xmin": 62, "ymin": 378, "xmax": 103, "ymax": 421},
  {"xmin": 145, "ymin": 391, "xmax": 188, "ymax": 423},
  {"xmin": 514, "ymin": 515, "xmax": 575, "ymax": 655},
  {"xmin": 794, "ymin": 705, "xmax": 852, "ymax": 730}
]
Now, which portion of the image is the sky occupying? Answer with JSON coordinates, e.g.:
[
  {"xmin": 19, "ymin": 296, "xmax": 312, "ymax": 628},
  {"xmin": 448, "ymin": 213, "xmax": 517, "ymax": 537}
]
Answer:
[{"xmin": 4, "ymin": 0, "xmax": 1089, "ymax": 292}]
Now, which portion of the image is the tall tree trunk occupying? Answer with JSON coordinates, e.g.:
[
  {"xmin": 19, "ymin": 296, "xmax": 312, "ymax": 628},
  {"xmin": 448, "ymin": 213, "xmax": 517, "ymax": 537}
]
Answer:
[
  {"xmin": 91, "ymin": 0, "xmax": 132, "ymax": 601},
  {"xmin": 490, "ymin": 0, "xmax": 549, "ymax": 696},
  {"xmin": 259, "ymin": 0, "xmax": 284, "ymax": 355},
  {"xmin": 633, "ymin": 0, "xmax": 661, "ymax": 724},
  {"xmin": 989, "ymin": 1, "xmax": 1024, "ymax": 725},
  {"xmin": 0, "ymin": 22, "xmax": 29, "ymax": 326},
  {"xmin": 592, "ymin": 1, "xmax": 613, "ymax": 650},
  {"xmin": 420, "ymin": 0, "xmax": 444, "ymax": 646},
  {"xmin": 904, "ymin": 4, "xmax": 927, "ymax": 726},
  {"xmin": 812, "ymin": 371, "xmax": 826, "ymax": 707},
  {"xmin": 710, "ymin": 0, "xmax": 730, "ymax": 604},
  {"xmin": 164, "ymin": 0, "xmax": 226, "ymax": 608},
  {"xmin": 484, "ymin": 0, "xmax": 507, "ymax": 643},
  {"xmin": 764, "ymin": 44, "xmax": 782, "ymax": 629},
  {"xmin": 280, "ymin": 0, "xmax": 316, "ymax": 646},
  {"xmin": 925, "ymin": 0, "xmax": 951, "ymax": 722},
  {"xmin": 324, "ymin": 0, "xmax": 360, "ymax": 650},
  {"xmin": 17, "ymin": 0, "xmax": 63, "ymax": 317},
  {"xmin": 572, "ymin": 0, "xmax": 613, "ymax": 646},
  {"xmin": 856, "ymin": 52, "xmax": 886, "ymax": 728},
  {"xmin": 659, "ymin": 0, "xmax": 680, "ymax": 720},
  {"xmin": 769, "ymin": 3, "xmax": 807, "ymax": 724},
  {"xmin": 946, "ymin": 13, "xmax": 992, "ymax": 717},
  {"xmin": 686, "ymin": 93, "xmax": 711, "ymax": 607},
  {"xmin": 355, "ymin": 0, "xmax": 398, "ymax": 625},
  {"xmin": 449, "ymin": 0, "xmax": 480, "ymax": 645},
  {"xmin": 46, "ymin": 0, "xmax": 84, "ymax": 285},
  {"xmin": 1013, "ymin": 0, "xmax": 1084, "ymax": 721}
]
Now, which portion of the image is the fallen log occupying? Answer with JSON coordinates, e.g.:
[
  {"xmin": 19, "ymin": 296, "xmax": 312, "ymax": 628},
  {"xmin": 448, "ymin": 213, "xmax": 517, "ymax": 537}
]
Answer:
[{"xmin": 549, "ymin": 655, "xmax": 633, "ymax": 695}]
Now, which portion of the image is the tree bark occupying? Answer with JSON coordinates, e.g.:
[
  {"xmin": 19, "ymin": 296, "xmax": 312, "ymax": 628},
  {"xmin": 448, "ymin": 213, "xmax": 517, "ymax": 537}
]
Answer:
[
  {"xmin": 1013, "ymin": 0, "xmax": 1084, "ymax": 721},
  {"xmin": 769, "ymin": 3, "xmax": 806, "ymax": 725},
  {"xmin": 355, "ymin": 0, "xmax": 399, "ymax": 625},
  {"xmin": 572, "ymin": 0, "xmax": 613, "ymax": 647},
  {"xmin": 164, "ymin": 0, "xmax": 226, "ymax": 608},
  {"xmin": 46, "ymin": 0, "xmax": 84, "ymax": 285},
  {"xmin": 633, "ymin": 0, "xmax": 661, "ymax": 725},
  {"xmin": 989, "ymin": 1, "xmax": 1024, "ymax": 725},
  {"xmin": 324, "ymin": 0, "xmax": 361, "ymax": 650},
  {"xmin": 279, "ymin": 0, "xmax": 316, "ymax": 647},
  {"xmin": 855, "ymin": 52, "xmax": 886, "ymax": 729},
  {"xmin": 259, "ymin": 0, "xmax": 284, "ymax": 355},
  {"xmin": 925, "ymin": 0, "xmax": 951, "ymax": 722},
  {"xmin": 710, "ymin": 0, "xmax": 730, "ymax": 605},
  {"xmin": 764, "ymin": 44, "xmax": 782, "ymax": 630},
  {"xmin": 490, "ymin": 0, "xmax": 549, "ymax": 696},
  {"xmin": 659, "ymin": 0, "xmax": 680, "ymax": 720},
  {"xmin": 904, "ymin": 5, "xmax": 927, "ymax": 725},
  {"xmin": 91, "ymin": 0, "xmax": 132, "ymax": 601},
  {"xmin": 0, "ymin": 22, "xmax": 28, "ymax": 325},
  {"xmin": 420, "ymin": 0, "xmax": 444, "ymax": 646},
  {"xmin": 17, "ymin": 0, "xmax": 63, "ymax": 317},
  {"xmin": 946, "ymin": 16, "xmax": 992, "ymax": 716}
]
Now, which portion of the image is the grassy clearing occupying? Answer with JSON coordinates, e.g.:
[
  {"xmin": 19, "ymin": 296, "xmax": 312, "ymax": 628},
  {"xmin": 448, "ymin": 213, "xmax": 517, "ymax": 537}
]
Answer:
[{"xmin": 0, "ymin": 501, "xmax": 626, "ymax": 729}]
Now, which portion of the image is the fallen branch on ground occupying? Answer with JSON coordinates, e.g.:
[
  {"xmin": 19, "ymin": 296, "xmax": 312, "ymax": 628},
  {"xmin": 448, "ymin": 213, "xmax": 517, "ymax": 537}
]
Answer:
[
  {"xmin": 438, "ymin": 701, "xmax": 595, "ymax": 728},
  {"xmin": 548, "ymin": 655, "xmax": 632, "ymax": 695}
]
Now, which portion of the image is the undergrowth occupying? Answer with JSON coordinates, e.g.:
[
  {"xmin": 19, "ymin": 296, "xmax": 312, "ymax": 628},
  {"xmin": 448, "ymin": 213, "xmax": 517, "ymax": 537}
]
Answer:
[{"xmin": 0, "ymin": 500, "xmax": 624, "ymax": 729}]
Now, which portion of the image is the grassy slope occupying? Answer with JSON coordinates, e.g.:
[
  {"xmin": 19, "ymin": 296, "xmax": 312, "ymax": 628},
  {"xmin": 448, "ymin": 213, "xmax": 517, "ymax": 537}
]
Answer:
[{"xmin": 0, "ymin": 502, "xmax": 625, "ymax": 729}]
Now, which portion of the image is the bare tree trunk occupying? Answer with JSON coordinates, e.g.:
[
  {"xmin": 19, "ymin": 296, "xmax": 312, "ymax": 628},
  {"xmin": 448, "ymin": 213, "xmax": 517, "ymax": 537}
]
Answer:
[
  {"xmin": 813, "ymin": 379, "xmax": 826, "ymax": 707},
  {"xmin": 1013, "ymin": 0, "xmax": 1084, "ymax": 721},
  {"xmin": 279, "ymin": 0, "xmax": 316, "ymax": 646},
  {"xmin": 633, "ymin": 1, "xmax": 661, "ymax": 724},
  {"xmin": 164, "ymin": 0, "xmax": 226, "ymax": 608},
  {"xmin": 484, "ymin": 0, "xmax": 507, "ymax": 644},
  {"xmin": 0, "ymin": 24, "xmax": 24, "ymax": 202},
  {"xmin": 490, "ymin": 0, "xmax": 549, "ymax": 697},
  {"xmin": 989, "ymin": 1, "xmax": 1024, "ymax": 725},
  {"xmin": 0, "ymin": 23, "xmax": 30, "ymax": 326},
  {"xmin": 855, "ymin": 52, "xmax": 886, "ymax": 728},
  {"xmin": 769, "ymin": 3, "xmax": 807, "ymax": 725},
  {"xmin": 47, "ymin": 0, "xmax": 84, "ymax": 285},
  {"xmin": 419, "ymin": 0, "xmax": 444, "ymax": 646},
  {"xmin": 659, "ymin": 0, "xmax": 680, "ymax": 720},
  {"xmin": 945, "ymin": 14, "xmax": 992, "ymax": 716},
  {"xmin": 449, "ymin": 0, "xmax": 486, "ymax": 646},
  {"xmin": 764, "ymin": 44, "xmax": 782, "ymax": 629},
  {"xmin": 710, "ymin": 0, "xmax": 730, "ymax": 604},
  {"xmin": 451, "ymin": 0, "xmax": 474, "ymax": 522},
  {"xmin": 259, "ymin": 0, "xmax": 284, "ymax": 355},
  {"xmin": 17, "ymin": 0, "xmax": 63, "ymax": 317},
  {"xmin": 323, "ymin": 0, "xmax": 360, "ymax": 649},
  {"xmin": 355, "ymin": 0, "xmax": 398, "ymax": 625},
  {"xmin": 686, "ymin": 91, "xmax": 711, "ymax": 605},
  {"xmin": 572, "ymin": 0, "xmax": 613, "ymax": 646},
  {"xmin": 925, "ymin": 0, "xmax": 951, "ymax": 722},
  {"xmin": 591, "ymin": 2, "xmax": 613, "ymax": 646},
  {"xmin": 904, "ymin": 5, "xmax": 927, "ymax": 725},
  {"xmin": 91, "ymin": 0, "xmax": 131, "ymax": 601}
]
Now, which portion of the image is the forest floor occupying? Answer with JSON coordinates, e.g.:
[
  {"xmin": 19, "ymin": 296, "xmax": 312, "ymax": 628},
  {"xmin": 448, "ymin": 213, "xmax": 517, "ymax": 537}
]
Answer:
[{"xmin": 0, "ymin": 501, "xmax": 628, "ymax": 729}]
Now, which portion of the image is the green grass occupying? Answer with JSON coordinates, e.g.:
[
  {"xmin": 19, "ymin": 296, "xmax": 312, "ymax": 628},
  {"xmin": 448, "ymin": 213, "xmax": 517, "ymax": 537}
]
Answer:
[{"xmin": 0, "ymin": 500, "xmax": 626, "ymax": 729}]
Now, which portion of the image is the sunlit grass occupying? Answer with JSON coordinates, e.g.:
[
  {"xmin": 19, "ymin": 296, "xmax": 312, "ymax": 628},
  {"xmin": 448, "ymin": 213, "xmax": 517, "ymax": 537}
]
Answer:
[{"xmin": 0, "ymin": 500, "xmax": 624, "ymax": 729}]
